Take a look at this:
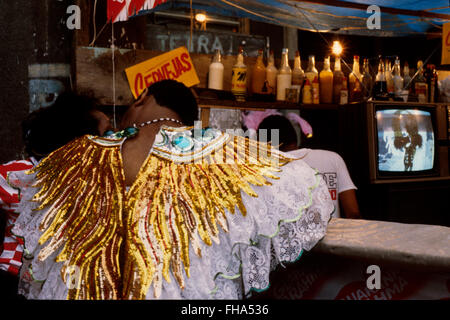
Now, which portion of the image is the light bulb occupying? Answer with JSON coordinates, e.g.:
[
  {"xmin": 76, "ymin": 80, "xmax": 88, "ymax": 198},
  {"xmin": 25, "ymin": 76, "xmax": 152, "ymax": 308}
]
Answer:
[
  {"xmin": 195, "ymin": 13, "xmax": 207, "ymax": 23},
  {"xmin": 332, "ymin": 41, "xmax": 343, "ymax": 56}
]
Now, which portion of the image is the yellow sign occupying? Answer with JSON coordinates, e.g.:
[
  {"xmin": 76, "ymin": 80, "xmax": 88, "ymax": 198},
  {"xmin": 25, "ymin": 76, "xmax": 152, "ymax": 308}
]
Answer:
[
  {"xmin": 442, "ymin": 22, "xmax": 450, "ymax": 65},
  {"xmin": 125, "ymin": 47, "xmax": 200, "ymax": 99}
]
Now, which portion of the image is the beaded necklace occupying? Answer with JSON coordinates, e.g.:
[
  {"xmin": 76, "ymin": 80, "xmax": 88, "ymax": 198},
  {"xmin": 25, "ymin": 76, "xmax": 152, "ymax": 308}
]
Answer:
[{"xmin": 103, "ymin": 118, "xmax": 183, "ymax": 139}]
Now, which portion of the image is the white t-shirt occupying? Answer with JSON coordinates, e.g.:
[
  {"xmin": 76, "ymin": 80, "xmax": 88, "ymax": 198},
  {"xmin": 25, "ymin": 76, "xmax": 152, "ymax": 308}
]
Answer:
[{"xmin": 288, "ymin": 148, "xmax": 357, "ymax": 218}]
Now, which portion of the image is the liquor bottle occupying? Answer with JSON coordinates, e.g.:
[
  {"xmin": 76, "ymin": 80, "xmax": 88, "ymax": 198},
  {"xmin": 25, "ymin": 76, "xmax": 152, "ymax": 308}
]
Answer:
[
  {"xmin": 319, "ymin": 56, "xmax": 333, "ymax": 104},
  {"xmin": 426, "ymin": 64, "xmax": 438, "ymax": 103},
  {"xmin": 251, "ymin": 49, "xmax": 266, "ymax": 95},
  {"xmin": 392, "ymin": 57, "xmax": 404, "ymax": 98},
  {"xmin": 362, "ymin": 58, "xmax": 373, "ymax": 100},
  {"xmin": 276, "ymin": 48, "xmax": 292, "ymax": 101},
  {"xmin": 302, "ymin": 78, "xmax": 312, "ymax": 104},
  {"xmin": 302, "ymin": 55, "xmax": 318, "ymax": 105},
  {"xmin": 332, "ymin": 56, "xmax": 345, "ymax": 104},
  {"xmin": 208, "ymin": 49, "xmax": 224, "ymax": 90},
  {"xmin": 312, "ymin": 76, "xmax": 320, "ymax": 104},
  {"xmin": 292, "ymin": 51, "xmax": 305, "ymax": 86},
  {"xmin": 385, "ymin": 59, "xmax": 394, "ymax": 94},
  {"xmin": 305, "ymin": 55, "xmax": 319, "ymax": 85},
  {"xmin": 414, "ymin": 60, "xmax": 428, "ymax": 103},
  {"xmin": 266, "ymin": 50, "xmax": 278, "ymax": 95},
  {"xmin": 403, "ymin": 61, "xmax": 412, "ymax": 92},
  {"xmin": 231, "ymin": 46, "xmax": 247, "ymax": 102},
  {"xmin": 349, "ymin": 55, "xmax": 362, "ymax": 102},
  {"xmin": 432, "ymin": 67, "xmax": 439, "ymax": 102},
  {"xmin": 340, "ymin": 76, "xmax": 348, "ymax": 105},
  {"xmin": 373, "ymin": 58, "xmax": 388, "ymax": 100}
]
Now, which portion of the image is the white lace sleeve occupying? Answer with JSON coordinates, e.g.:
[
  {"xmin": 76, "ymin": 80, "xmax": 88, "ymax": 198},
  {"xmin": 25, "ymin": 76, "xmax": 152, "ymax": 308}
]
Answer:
[
  {"xmin": 12, "ymin": 172, "xmax": 68, "ymax": 299},
  {"xmin": 144, "ymin": 158, "xmax": 334, "ymax": 299},
  {"xmin": 13, "ymin": 158, "xmax": 333, "ymax": 300}
]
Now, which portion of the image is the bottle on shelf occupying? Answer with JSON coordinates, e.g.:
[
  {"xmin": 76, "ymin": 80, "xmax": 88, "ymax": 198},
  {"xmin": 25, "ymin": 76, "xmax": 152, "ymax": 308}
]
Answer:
[
  {"xmin": 276, "ymin": 48, "xmax": 292, "ymax": 101},
  {"xmin": 426, "ymin": 64, "xmax": 438, "ymax": 103},
  {"xmin": 305, "ymin": 55, "xmax": 319, "ymax": 85},
  {"xmin": 291, "ymin": 50, "xmax": 305, "ymax": 102},
  {"xmin": 303, "ymin": 55, "xmax": 318, "ymax": 104},
  {"xmin": 385, "ymin": 59, "xmax": 394, "ymax": 95},
  {"xmin": 432, "ymin": 66, "xmax": 439, "ymax": 102},
  {"xmin": 251, "ymin": 49, "xmax": 267, "ymax": 95},
  {"xmin": 231, "ymin": 46, "xmax": 247, "ymax": 102},
  {"xmin": 332, "ymin": 56, "xmax": 345, "ymax": 104},
  {"xmin": 319, "ymin": 56, "xmax": 333, "ymax": 104},
  {"xmin": 403, "ymin": 61, "xmax": 412, "ymax": 92},
  {"xmin": 340, "ymin": 76, "xmax": 348, "ymax": 105},
  {"xmin": 349, "ymin": 55, "xmax": 362, "ymax": 102},
  {"xmin": 266, "ymin": 50, "xmax": 278, "ymax": 95},
  {"xmin": 362, "ymin": 58, "xmax": 373, "ymax": 100},
  {"xmin": 393, "ymin": 57, "xmax": 404, "ymax": 97},
  {"xmin": 208, "ymin": 49, "xmax": 224, "ymax": 90},
  {"xmin": 302, "ymin": 78, "xmax": 312, "ymax": 104},
  {"xmin": 373, "ymin": 58, "xmax": 388, "ymax": 100},
  {"xmin": 292, "ymin": 51, "xmax": 305, "ymax": 86},
  {"xmin": 312, "ymin": 76, "xmax": 320, "ymax": 104},
  {"xmin": 414, "ymin": 60, "xmax": 428, "ymax": 103}
]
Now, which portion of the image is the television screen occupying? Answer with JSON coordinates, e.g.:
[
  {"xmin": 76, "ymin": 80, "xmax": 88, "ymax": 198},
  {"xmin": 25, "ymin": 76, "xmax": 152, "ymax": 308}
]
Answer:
[{"xmin": 376, "ymin": 109, "xmax": 435, "ymax": 173}]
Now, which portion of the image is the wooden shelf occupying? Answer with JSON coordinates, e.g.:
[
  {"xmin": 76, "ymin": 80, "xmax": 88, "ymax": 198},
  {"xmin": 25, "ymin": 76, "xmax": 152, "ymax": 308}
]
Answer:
[{"xmin": 197, "ymin": 98, "xmax": 344, "ymax": 111}]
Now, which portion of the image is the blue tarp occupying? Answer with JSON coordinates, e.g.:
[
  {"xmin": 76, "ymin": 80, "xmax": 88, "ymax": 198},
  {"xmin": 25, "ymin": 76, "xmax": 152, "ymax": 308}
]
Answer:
[{"xmin": 136, "ymin": 0, "xmax": 450, "ymax": 37}]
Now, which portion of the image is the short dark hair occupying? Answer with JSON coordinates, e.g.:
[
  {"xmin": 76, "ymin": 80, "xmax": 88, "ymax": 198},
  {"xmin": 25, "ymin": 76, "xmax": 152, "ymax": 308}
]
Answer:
[
  {"xmin": 146, "ymin": 80, "xmax": 198, "ymax": 126},
  {"xmin": 22, "ymin": 91, "xmax": 102, "ymax": 160},
  {"xmin": 258, "ymin": 115, "xmax": 298, "ymax": 148}
]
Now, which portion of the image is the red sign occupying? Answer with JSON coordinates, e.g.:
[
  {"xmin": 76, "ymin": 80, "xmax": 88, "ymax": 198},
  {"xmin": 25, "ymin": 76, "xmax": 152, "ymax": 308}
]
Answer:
[{"xmin": 107, "ymin": 0, "xmax": 168, "ymax": 23}]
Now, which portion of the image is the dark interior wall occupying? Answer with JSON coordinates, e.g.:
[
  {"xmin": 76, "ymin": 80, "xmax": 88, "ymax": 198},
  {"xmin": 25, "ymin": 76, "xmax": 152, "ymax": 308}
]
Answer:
[
  {"xmin": 250, "ymin": 20, "xmax": 284, "ymax": 58},
  {"xmin": 0, "ymin": 0, "xmax": 74, "ymax": 164},
  {"xmin": 0, "ymin": 1, "xmax": 35, "ymax": 163}
]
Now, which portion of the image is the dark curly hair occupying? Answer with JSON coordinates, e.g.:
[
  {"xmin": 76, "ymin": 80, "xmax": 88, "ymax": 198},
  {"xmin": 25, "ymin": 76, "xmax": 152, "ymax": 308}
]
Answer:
[
  {"xmin": 21, "ymin": 92, "xmax": 104, "ymax": 160},
  {"xmin": 146, "ymin": 80, "xmax": 199, "ymax": 126},
  {"xmin": 257, "ymin": 115, "xmax": 298, "ymax": 150}
]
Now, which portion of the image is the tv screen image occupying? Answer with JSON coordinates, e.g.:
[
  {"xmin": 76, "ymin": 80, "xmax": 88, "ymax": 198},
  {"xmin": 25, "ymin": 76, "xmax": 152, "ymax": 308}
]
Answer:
[{"xmin": 376, "ymin": 109, "xmax": 435, "ymax": 172}]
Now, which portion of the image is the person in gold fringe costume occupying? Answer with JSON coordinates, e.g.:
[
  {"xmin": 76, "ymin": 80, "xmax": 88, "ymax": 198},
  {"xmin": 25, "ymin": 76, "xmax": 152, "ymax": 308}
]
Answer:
[{"xmin": 13, "ymin": 80, "xmax": 334, "ymax": 300}]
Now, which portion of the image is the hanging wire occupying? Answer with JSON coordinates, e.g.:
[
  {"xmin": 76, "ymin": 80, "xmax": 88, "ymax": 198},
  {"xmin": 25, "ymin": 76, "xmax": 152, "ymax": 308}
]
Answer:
[
  {"xmin": 112, "ymin": 21, "xmax": 117, "ymax": 129},
  {"xmin": 189, "ymin": 0, "xmax": 193, "ymax": 52},
  {"xmin": 292, "ymin": 3, "xmax": 442, "ymax": 99},
  {"xmin": 91, "ymin": 0, "xmax": 98, "ymax": 44},
  {"xmin": 89, "ymin": 0, "xmax": 110, "ymax": 47},
  {"xmin": 219, "ymin": 0, "xmax": 285, "ymax": 26},
  {"xmin": 292, "ymin": 5, "xmax": 368, "ymax": 95},
  {"xmin": 404, "ymin": 44, "xmax": 441, "ymax": 90}
]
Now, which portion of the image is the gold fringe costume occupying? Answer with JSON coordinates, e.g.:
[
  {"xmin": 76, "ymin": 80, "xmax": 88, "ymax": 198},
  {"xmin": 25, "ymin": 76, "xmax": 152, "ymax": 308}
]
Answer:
[{"xmin": 13, "ymin": 126, "xmax": 333, "ymax": 299}]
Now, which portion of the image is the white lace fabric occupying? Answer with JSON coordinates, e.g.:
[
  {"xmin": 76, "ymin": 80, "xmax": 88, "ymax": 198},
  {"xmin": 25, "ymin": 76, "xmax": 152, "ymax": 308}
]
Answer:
[{"xmin": 13, "ymin": 156, "xmax": 333, "ymax": 300}]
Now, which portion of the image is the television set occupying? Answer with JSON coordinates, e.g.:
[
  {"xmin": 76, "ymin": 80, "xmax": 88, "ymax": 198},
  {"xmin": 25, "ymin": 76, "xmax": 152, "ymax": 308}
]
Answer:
[{"xmin": 367, "ymin": 101, "xmax": 450, "ymax": 183}]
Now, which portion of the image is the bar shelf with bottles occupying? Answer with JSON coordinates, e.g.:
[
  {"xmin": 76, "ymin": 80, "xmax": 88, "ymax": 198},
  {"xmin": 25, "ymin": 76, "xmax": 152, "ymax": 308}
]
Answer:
[{"xmin": 200, "ymin": 43, "xmax": 443, "ymax": 113}]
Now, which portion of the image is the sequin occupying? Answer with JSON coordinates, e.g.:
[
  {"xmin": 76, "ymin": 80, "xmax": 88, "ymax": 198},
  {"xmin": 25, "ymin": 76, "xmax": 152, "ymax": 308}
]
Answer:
[{"xmin": 30, "ymin": 128, "xmax": 293, "ymax": 300}]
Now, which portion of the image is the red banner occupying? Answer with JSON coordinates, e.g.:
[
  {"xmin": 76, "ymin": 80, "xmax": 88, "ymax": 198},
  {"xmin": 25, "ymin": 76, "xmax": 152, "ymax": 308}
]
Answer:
[{"xmin": 107, "ymin": 0, "xmax": 168, "ymax": 23}]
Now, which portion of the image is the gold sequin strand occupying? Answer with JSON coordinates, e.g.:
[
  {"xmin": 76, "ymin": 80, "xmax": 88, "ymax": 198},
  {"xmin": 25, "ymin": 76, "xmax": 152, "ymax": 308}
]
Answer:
[
  {"xmin": 123, "ymin": 134, "xmax": 293, "ymax": 299},
  {"xmin": 31, "ymin": 135, "xmax": 125, "ymax": 300}
]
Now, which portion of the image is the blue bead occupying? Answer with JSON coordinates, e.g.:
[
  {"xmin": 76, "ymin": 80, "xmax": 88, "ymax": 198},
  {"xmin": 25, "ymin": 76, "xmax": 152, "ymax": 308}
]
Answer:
[
  {"xmin": 124, "ymin": 127, "xmax": 138, "ymax": 137},
  {"xmin": 173, "ymin": 135, "xmax": 194, "ymax": 151}
]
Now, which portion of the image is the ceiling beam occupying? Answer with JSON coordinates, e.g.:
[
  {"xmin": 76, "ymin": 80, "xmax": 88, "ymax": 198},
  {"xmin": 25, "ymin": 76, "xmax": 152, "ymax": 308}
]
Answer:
[{"xmin": 294, "ymin": 0, "xmax": 450, "ymax": 20}]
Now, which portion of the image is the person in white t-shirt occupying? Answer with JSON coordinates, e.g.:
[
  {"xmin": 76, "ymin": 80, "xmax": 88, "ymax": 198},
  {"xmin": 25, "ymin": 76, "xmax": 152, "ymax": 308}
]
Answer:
[{"xmin": 257, "ymin": 114, "xmax": 361, "ymax": 219}]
